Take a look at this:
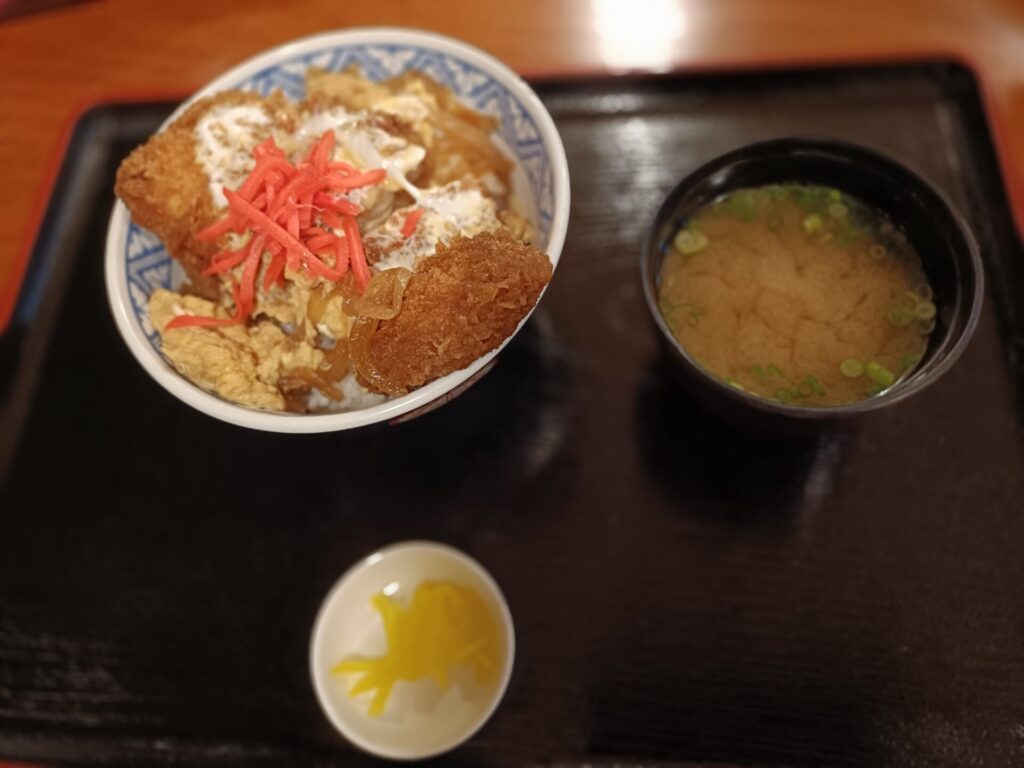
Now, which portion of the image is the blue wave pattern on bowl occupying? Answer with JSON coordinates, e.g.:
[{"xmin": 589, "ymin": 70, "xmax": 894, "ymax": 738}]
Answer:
[{"xmin": 125, "ymin": 43, "xmax": 554, "ymax": 348}]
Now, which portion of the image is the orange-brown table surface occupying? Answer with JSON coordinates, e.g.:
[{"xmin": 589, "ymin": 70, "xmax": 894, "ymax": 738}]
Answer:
[{"xmin": 3, "ymin": 0, "xmax": 1024, "ymax": 329}]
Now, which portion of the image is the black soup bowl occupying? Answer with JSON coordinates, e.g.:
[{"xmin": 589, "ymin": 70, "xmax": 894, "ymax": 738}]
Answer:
[{"xmin": 641, "ymin": 138, "xmax": 984, "ymax": 434}]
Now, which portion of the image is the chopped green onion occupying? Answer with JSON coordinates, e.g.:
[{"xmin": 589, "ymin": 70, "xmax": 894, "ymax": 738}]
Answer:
[
  {"xmin": 914, "ymin": 301, "xmax": 936, "ymax": 321},
  {"xmin": 828, "ymin": 202, "xmax": 848, "ymax": 219},
  {"xmin": 722, "ymin": 192, "xmax": 757, "ymax": 221},
  {"xmin": 766, "ymin": 363, "xmax": 784, "ymax": 378},
  {"xmin": 869, "ymin": 244, "xmax": 887, "ymax": 260},
  {"xmin": 901, "ymin": 352, "xmax": 923, "ymax": 371},
  {"xmin": 724, "ymin": 376, "xmax": 745, "ymax": 391},
  {"xmin": 848, "ymin": 224, "xmax": 869, "ymax": 241},
  {"xmin": 806, "ymin": 374, "xmax": 826, "ymax": 396},
  {"xmin": 865, "ymin": 360, "xmax": 895, "ymax": 388},
  {"xmin": 914, "ymin": 283, "xmax": 934, "ymax": 302},
  {"xmin": 840, "ymin": 358, "xmax": 864, "ymax": 378},
  {"xmin": 803, "ymin": 213, "xmax": 824, "ymax": 234},
  {"xmin": 887, "ymin": 307, "xmax": 915, "ymax": 327},
  {"xmin": 919, "ymin": 317, "xmax": 937, "ymax": 336},
  {"xmin": 866, "ymin": 384, "xmax": 884, "ymax": 397},
  {"xmin": 793, "ymin": 187, "xmax": 819, "ymax": 211},
  {"xmin": 686, "ymin": 311, "xmax": 701, "ymax": 328},
  {"xmin": 674, "ymin": 229, "xmax": 709, "ymax": 254},
  {"xmin": 775, "ymin": 388, "xmax": 794, "ymax": 404},
  {"xmin": 751, "ymin": 365, "xmax": 767, "ymax": 378}
]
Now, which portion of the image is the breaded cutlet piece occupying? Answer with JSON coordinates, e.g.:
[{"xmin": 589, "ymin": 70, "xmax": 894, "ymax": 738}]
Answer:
[
  {"xmin": 362, "ymin": 231, "xmax": 553, "ymax": 394},
  {"xmin": 114, "ymin": 90, "xmax": 296, "ymax": 298}
]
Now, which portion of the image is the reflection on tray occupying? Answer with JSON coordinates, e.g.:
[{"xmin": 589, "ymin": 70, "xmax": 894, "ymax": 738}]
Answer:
[{"xmin": 635, "ymin": 358, "xmax": 846, "ymax": 521}]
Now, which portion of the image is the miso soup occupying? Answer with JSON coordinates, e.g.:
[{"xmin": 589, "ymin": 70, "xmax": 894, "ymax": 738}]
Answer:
[{"xmin": 657, "ymin": 184, "xmax": 935, "ymax": 407}]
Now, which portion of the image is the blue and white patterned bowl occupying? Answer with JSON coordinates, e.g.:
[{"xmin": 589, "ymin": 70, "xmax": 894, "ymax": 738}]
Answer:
[{"xmin": 105, "ymin": 28, "xmax": 570, "ymax": 433}]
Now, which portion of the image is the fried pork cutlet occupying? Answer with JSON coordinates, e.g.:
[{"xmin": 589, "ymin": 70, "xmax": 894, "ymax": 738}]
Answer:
[
  {"xmin": 361, "ymin": 231, "xmax": 553, "ymax": 394},
  {"xmin": 114, "ymin": 91, "xmax": 296, "ymax": 298}
]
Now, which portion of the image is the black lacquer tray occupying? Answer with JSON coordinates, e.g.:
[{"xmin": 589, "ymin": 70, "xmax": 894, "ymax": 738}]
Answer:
[{"xmin": 1, "ymin": 64, "xmax": 1023, "ymax": 767}]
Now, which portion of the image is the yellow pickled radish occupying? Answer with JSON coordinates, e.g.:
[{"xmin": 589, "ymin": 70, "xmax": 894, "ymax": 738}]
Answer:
[{"xmin": 331, "ymin": 580, "xmax": 501, "ymax": 717}]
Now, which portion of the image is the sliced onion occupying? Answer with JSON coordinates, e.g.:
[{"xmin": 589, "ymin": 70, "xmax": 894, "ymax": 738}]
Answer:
[
  {"xmin": 319, "ymin": 338, "xmax": 350, "ymax": 383},
  {"xmin": 343, "ymin": 267, "xmax": 412, "ymax": 320},
  {"xmin": 307, "ymin": 289, "xmax": 329, "ymax": 324},
  {"xmin": 349, "ymin": 315, "xmax": 406, "ymax": 396},
  {"xmin": 285, "ymin": 367, "xmax": 343, "ymax": 401},
  {"xmin": 308, "ymin": 275, "xmax": 360, "ymax": 325}
]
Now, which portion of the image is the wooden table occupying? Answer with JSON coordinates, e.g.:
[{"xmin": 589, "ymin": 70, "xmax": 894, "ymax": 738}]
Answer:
[{"xmin": 1, "ymin": 0, "xmax": 1023, "ymax": 327}]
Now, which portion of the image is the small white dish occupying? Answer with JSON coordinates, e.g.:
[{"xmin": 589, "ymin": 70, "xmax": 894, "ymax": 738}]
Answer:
[
  {"xmin": 309, "ymin": 541, "xmax": 515, "ymax": 760},
  {"xmin": 104, "ymin": 26, "xmax": 570, "ymax": 433}
]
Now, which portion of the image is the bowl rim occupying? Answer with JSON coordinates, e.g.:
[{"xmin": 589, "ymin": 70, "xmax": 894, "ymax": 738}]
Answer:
[
  {"xmin": 308, "ymin": 540, "xmax": 516, "ymax": 760},
  {"xmin": 640, "ymin": 136, "xmax": 985, "ymax": 420},
  {"xmin": 104, "ymin": 26, "xmax": 570, "ymax": 433}
]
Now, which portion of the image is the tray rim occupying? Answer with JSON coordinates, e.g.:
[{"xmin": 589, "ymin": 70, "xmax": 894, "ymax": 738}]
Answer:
[{"xmin": 2, "ymin": 60, "xmax": 1024, "ymax": 765}]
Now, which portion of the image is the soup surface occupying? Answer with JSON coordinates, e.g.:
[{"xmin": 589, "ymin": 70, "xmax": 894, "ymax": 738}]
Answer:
[{"xmin": 657, "ymin": 184, "xmax": 935, "ymax": 406}]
